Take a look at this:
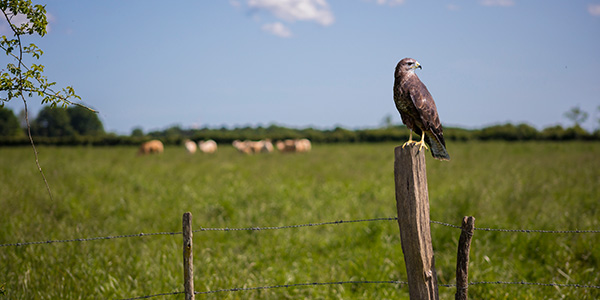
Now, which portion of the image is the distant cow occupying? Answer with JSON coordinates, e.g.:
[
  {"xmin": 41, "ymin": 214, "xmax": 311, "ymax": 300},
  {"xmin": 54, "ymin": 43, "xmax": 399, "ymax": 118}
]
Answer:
[
  {"xmin": 138, "ymin": 140, "xmax": 164, "ymax": 155},
  {"xmin": 184, "ymin": 139, "xmax": 197, "ymax": 154},
  {"xmin": 295, "ymin": 138, "xmax": 311, "ymax": 152},
  {"xmin": 261, "ymin": 139, "xmax": 274, "ymax": 153},
  {"xmin": 276, "ymin": 139, "xmax": 297, "ymax": 153},
  {"xmin": 232, "ymin": 140, "xmax": 252, "ymax": 154},
  {"xmin": 276, "ymin": 139, "xmax": 311, "ymax": 153},
  {"xmin": 233, "ymin": 139, "xmax": 273, "ymax": 154},
  {"xmin": 198, "ymin": 139, "xmax": 218, "ymax": 153}
]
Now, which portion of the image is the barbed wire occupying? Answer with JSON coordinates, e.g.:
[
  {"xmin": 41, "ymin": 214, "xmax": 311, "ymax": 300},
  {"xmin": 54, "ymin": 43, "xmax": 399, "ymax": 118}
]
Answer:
[
  {"xmin": 116, "ymin": 279, "xmax": 600, "ymax": 299},
  {"xmin": 430, "ymin": 220, "xmax": 462, "ymax": 229},
  {"xmin": 194, "ymin": 217, "xmax": 398, "ymax": 232},
  {"xmin": 430, "ymin": 220, "xmax": 600, "ymax": 234},
  {"xmin": 468, "ymin": 281, "xmax": 600, "ymax": 289},
  {"xmin": 194, "ymin": 280, "xmax": 408, "ymax": 295},
  {"xmin": 2, "ymin": 217, "xmax": 599, "ymax": 247},
  {"xmin": 0, "ymin": 231, "xmax": 182, "ymax": 248},
  {"xmin": 473, "ymin": 227, "xmax": 600, "ymax": 234},
  {"xmin": 116, "ymin": 280, "xmax": 407, "ymax": 300},
  {"xmin": 0, "ymin": 218, "xmax": 395, "ymax": 247},
  {"xmin": 116, "ymin": 291, "xmax": 184, "ymax": 300}
]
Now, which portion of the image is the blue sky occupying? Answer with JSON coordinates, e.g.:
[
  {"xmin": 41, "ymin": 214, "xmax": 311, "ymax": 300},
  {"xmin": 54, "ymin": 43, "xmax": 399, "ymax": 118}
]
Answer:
[{"xmin": 2, "ymin": 0, "xmax": 600, "ymax": 134}]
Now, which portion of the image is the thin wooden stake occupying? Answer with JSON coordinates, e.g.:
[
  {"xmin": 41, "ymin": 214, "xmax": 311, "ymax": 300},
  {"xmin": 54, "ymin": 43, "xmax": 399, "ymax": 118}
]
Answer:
[
  {"xmin": 455, "ymin": 216, "xmax": 475, "ymax": 300},
  {"xmin": 183, "ymin": 212, "xmax": 195, "ymax": 300},
  {"xmin": 394, "ymin": 145, "xmax": 439, "ymax": 300}
]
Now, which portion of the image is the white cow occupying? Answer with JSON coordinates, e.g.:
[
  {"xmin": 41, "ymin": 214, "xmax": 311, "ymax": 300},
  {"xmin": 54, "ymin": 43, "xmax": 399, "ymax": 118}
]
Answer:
[
  {"xmin": 261, "ymin": 139, "xmax": 274, "ymax": 153},
  {"xmin": 295, "ymin": 138, "xmax": 311, "ymax": 152},
  {"xmin": 198, "ymin": 139, "xmax": 218, "ymax": 153},
  {"xmin": 233, "ymin": 140, "xmax": 252, "ymax": 154},
  {"xmin": 184, "ymin": 139, "xmax": 197, "ymax": 154}
]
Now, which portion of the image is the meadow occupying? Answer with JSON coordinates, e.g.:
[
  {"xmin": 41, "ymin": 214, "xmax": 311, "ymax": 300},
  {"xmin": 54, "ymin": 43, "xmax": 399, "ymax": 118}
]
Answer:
[{"xmin": 0, "ymin": 142, "xmax": 599, "ymax": 299}]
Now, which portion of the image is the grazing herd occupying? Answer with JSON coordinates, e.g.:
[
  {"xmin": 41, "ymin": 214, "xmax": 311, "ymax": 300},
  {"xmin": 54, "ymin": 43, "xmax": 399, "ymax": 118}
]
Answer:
[
  {"xmin": 137, "ymin": 138, "xmax": 311, "ymax": 155},
  {"xmin": 232, "ymin": 139, "xmax": 274, "ymax": 154},
  {"xmin": 181, "ymin": 139, "xmax": 219, "ymax": 154},
  {"xmin": 233, "ymin": 139, "xmax": 311, "ymax": 154}
]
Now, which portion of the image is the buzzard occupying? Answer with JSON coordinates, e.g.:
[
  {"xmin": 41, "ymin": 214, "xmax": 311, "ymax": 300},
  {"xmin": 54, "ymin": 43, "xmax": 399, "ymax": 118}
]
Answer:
[{"xmin": 393, "ymin": 58, "xmax": 450, "ymax": 161}]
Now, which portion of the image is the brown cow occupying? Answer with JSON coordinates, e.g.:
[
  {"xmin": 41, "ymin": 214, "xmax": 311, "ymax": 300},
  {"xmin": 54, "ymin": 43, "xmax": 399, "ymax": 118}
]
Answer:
[{"xmin": 138, "ymin": 140, "xmax": 164, "ymax": 155}]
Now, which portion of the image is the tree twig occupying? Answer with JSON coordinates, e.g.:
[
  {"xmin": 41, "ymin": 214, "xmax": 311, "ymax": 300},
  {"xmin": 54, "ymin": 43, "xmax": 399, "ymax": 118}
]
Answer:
[
  {"xmin": 3, "ymin": 6, "xmax": 54, "ymax": 201},
  {"xmin": 21, "ymin": 93, "xmax": 53, "ymax": 201}
]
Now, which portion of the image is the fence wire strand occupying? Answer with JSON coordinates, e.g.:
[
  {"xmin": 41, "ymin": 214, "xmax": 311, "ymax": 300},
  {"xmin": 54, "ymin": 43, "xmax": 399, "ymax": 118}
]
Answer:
[
  {"xmin": 0, "ymin": 231, "xmax": 182, "ymax": 247},
  {"xmin": 2, "ymin": 217, "xmax": 599, "ymax": 247},
  {"xmin": 195, "ymin": 280, "xmax": 407, "ymax": 295},
  {"xmin": 0, "ymin": 218, "xmax": 396, "ymax": 247},
  {"xmin": 116, "ymin": 281, "xmax": 407, "ymax": 300},
  {"xmin": 430, "ymin": 220, "xmax": 600, "ymax": 234},
  {"xmin": 468, "ymin": 281, "xmax": 600, "ymax": 289},
  {"xmin": 116, "ymin": 279, "xmax": 600, "ymax": 299},
  {"xmin": 194, "ymin": 217, "xmax": 398, "ymax": 232},
  {"xmin": 117, "ymin": 291, "xmax": 184, "ymax": 300}
]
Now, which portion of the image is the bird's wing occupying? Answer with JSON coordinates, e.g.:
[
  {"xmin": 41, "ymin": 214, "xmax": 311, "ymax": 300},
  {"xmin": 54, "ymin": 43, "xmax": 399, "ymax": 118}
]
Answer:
[{"xmin": 407, "ymin": 76, "xmax": 446, "ymax": 148}]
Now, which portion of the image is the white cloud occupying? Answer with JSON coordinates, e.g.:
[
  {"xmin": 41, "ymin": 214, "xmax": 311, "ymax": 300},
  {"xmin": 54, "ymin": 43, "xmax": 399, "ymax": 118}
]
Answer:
[
  {"xmin": 10, "ymin": 13, "xmax": 31, "ymax": 27},
  {"xmin": 262, "ymin": 22, "xmax": 293, "ymax": 37},
  {"xmin": 368, "ymin": 0, "xmax": 406, "ymax": 6},
  {"xmin": 479, "ymin": 0, "xmax": 515, "ymax": 7},
  {"xmin": 0, "ymin": 13, "xmax": 31, "ymax": 34},
  {"xmin": 46, "ymin": 13, "xmax": 55, "ymax": 33},
  {"xmin": 248, "ymin": 0, "xmax": 335, "ymax": 26},
  {"xmin": 0, "ymin": 12, "xmax": 54, "ymax": 34},
  {"xmin": 588, "ymin": 4, "xmax": 600, "ymax": 16}
]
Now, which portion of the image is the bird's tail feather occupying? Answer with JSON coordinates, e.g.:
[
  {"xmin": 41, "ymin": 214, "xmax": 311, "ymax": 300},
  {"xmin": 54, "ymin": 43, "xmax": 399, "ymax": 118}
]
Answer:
[{"xmin": 425, "ymin": 132, "xmax": 450, "ymax": 161}]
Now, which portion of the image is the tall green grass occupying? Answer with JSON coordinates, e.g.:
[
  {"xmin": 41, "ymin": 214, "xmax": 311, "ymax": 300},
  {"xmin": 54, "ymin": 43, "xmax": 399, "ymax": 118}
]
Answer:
[{"xmin": 0, "ymin": 142, "xmax": 598, "ymax": 299}]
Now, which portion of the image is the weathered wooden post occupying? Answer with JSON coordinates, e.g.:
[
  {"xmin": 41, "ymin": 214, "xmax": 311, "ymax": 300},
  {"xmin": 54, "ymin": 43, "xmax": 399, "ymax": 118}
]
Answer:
[
  {"xmin": 455, "ymin": 216, "xmax": 475, "ymax": 300},
  {"xmin": 394, "ymin": 145, "xmax": 439, "ymax": 299},
  {"xmin": 183, "ymin": 212, "xmax": 195, "ymax": 300}
]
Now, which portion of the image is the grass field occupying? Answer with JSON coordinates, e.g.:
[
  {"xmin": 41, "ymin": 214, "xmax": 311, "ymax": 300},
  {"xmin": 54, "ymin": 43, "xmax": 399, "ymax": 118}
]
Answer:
[{"xmin": 1, "ymin": 142, "xmax": 599, "ymax": 299}]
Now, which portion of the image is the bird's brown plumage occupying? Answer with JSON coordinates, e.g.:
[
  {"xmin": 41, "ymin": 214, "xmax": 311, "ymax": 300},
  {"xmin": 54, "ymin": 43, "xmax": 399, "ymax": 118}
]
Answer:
[{"xmin": 393, "ymin": 58, "xmax": 450, "ymax": 161}]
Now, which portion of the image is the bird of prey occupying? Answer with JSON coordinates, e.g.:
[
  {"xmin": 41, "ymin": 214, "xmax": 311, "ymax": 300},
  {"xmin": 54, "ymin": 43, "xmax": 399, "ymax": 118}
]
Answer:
[{"xmin": 393, "ymin": 58, "xmax": 450, "ymax": 161}]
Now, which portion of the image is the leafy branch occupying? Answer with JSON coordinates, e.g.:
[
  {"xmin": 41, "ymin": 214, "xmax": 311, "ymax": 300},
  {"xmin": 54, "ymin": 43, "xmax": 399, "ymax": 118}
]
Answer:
[
  {"xmin": 1, "ymin": 0, "xmax": 95, "ymax": 201},
  {"xmin": 1, "ymin": 40, "xmax": 88, "ymax": 110}
]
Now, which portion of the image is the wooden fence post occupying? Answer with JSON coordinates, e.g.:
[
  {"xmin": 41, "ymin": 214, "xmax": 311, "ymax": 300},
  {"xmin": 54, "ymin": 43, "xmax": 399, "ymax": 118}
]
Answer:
[
  {"xmin": 394, "ymin": 145, "xmax": 439, "ymax": 300},
  {"xmin": 183, "ymin": 212, "xmax": 195, "ymax": 300},
  {"xmin": 455, "ymin": 216, "xmax": 475, "ymax": 300}
]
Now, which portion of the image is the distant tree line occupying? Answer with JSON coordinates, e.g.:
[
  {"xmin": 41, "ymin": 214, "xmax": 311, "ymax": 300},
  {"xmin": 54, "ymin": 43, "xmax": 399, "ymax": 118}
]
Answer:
[
  {"xmin": 1, "ymin": 105, "xmax": 599, "ymax": 146},
  {"xmin": 0, "ymin": 106, "xmax": 104, "ymax": 142}
]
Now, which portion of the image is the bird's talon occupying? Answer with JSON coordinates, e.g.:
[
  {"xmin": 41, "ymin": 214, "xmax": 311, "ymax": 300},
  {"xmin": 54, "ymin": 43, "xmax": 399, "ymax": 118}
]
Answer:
[
  {"xmin": 414, "ymin": 139, "xmax": 428, "ymax": 152},
  {"xmin": 402, "ymin": 140, "xmax": 415, "ymax": 148}
]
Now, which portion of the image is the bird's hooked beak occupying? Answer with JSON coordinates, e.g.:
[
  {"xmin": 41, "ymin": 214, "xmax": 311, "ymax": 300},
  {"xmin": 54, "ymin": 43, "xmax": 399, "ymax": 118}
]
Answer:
[{"xmin": 413, "ymin": 62, "xmax": 422, "ymax": 70}]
